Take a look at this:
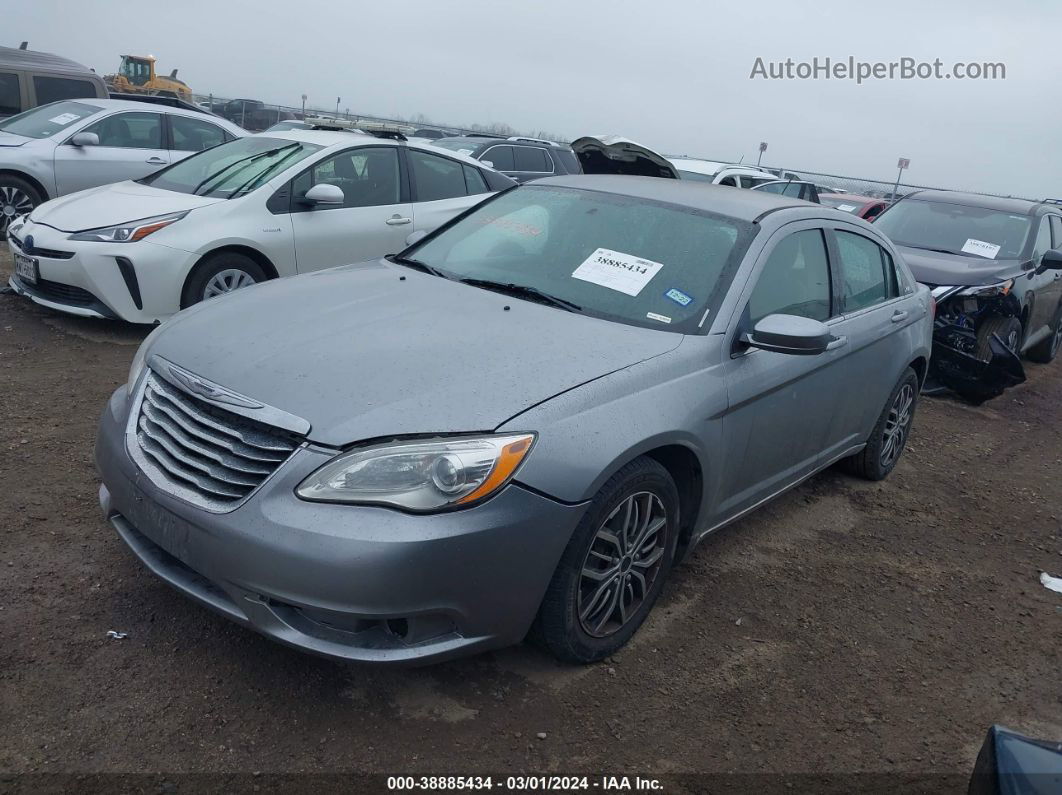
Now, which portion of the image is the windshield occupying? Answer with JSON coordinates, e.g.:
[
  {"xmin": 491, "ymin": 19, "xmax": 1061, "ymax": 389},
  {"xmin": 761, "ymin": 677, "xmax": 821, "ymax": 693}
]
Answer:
[
  {"xmin": 820, "ymin": 197, "xmax": 865, "ymax": 213},
  {"xmin": 431, "ymin": 139, "xmax": 480, "ymax": 154},
  {"xmin": 140, "ymin": 136, "xmax": 322, "ymax": 197},
  {"xmin": 405, "ymin": 185, "xmax": 754, "ymax": 332},
  {"xmin": 875, "ymin": 198, "xmax": 1032, "ymax": 259},
  {"xmin": 0, "ymin": 100, "xmax": 101, "ymax": 139}
]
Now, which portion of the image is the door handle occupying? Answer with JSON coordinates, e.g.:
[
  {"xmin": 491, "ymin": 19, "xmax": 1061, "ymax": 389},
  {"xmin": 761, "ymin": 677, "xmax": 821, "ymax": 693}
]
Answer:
[
  {"xmin": 891, "ymin": 310, "xmax": 909, "ymax": 322},
  {"xmin": 826, "ymin": 335, "xmax": 848, "ymax": 351},
  {"xmin": 386, "ymin": 216, "xmax": 412, "ymax": 226},
  {"xmin": 145, "ymin": 156, "xmax": 166, "ymax": 165}
]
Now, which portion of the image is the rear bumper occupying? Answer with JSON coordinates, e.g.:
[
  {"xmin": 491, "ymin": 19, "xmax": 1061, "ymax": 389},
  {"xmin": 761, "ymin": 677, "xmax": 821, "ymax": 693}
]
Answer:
[{"xmin": 95, "ymin": 387, "xmax": 587, "ymax": 665}]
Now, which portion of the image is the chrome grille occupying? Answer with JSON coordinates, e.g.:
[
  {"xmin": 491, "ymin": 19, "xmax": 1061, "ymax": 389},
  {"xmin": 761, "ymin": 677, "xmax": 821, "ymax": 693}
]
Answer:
[{"xmin": 134, "ymin": 372, "xmax": 299, "ymax": 507}]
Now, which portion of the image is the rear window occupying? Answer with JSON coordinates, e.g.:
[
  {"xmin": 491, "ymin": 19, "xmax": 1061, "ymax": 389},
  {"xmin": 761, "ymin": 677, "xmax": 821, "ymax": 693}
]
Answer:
[
  {"xmin": 33, "ymin": 75, "xmax": 99, "ymax": 105},
  {"xmin": 0, "ymin": 100, "xmax": 101, "ymax": 138},
  {"xmin": 0, "ymin": 72, "xmax": 20, "ymax": 116}
]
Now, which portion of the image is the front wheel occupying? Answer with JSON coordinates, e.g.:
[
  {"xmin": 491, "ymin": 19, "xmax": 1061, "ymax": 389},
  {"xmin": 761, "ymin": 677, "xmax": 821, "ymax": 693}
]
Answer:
[
  {"xmin": 842, "ymin": 367, "xmax": 919, "ymax": 481},
  {"xmin": 531, "ymin": 456, "xmax": 680, "ymax": 664},
  {"xmin": 181, "ymin": 253, "xmax": 266, "ymax": 308},
  {"xmin": 0, "ymin": 176, "xmax": 42, "ymax": 235}
]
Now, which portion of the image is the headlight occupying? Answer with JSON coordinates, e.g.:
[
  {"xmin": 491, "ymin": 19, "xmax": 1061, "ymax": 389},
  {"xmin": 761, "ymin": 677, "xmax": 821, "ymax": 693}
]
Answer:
[
  {"xmin": 69, "ymin": 211, "xmax": 188, "ymax": 243},
  {"xmin": 959, "ymin": 279, "xmax": 1013, "ymax": 297},
  {"xmin": 296, "ymin": 433, "xmax": 536, "ymax": 512},
  {"xmin": 127, "ymin": 322, "xmax": 167, "ymax": 392},
  {"xmin": 8, "ymin": 216, "xmax": 25, "ymax": 238}
]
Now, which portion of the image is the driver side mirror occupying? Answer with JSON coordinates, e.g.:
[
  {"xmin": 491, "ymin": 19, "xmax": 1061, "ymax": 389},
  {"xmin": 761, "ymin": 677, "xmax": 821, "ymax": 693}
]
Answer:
[
  {"xmin": 301, "ymin": 183, "xmax": 344, "ymax": 206},
  {"xmin": 405, "ymin": 229, "xmax": 428, "ymax": 247},
  {"xmin": 70, "ymin": 132, "xmax": 99, "ymax": 147},
  {"xmin": 743, "ymin": 314, "xmax": 835, "ymax": 356},
  {"xmin": 1040, "ymin": 249, "xmax": 1062, "ymax": 270}
]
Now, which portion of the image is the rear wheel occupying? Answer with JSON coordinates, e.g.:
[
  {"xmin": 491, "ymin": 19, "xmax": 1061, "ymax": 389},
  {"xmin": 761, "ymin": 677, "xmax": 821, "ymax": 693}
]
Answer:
[
  {"xmin": 843, "ymin": 368, "xmax": 919, "ymax": 481},
  {"xmin": 531, "ymin": 457, "xmax": 680, "ymax": 664},
  {"xmin": 0, "ymin": 176, "xmax": 42, "ymax": 235},
  {"xmin": 1027, "ymin": 306, "xmax": 1062, "ymax": 364},
  {"xmin": 181, "ymin": 252, "xmax": 266, "ymax": 308},
  {"xmin": 975, "ymin": 315, "xmax": 1022, "ymax": 360}
]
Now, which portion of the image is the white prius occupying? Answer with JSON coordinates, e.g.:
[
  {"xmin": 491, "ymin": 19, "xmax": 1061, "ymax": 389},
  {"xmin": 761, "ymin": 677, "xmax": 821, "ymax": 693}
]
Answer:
[{"xmin": 6, "ymin": 129, "xmax": 515, "ymax": 322}]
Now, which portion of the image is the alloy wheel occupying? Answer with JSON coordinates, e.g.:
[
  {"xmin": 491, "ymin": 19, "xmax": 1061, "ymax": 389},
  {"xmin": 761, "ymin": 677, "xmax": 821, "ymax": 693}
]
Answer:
[
  {"xmin": 0, "ymin": 186, "xmax": 34, "ymax": 235},
  {"xmin": 203, "ymin": 268, "xmax": 256, "ymax": 299},
  {"xmin": 578, "ymin": 491, "xmax": 668, "ymax": 638},
  {"xmin": 880, "ymin": 383, "xmax": 915, "ymax": 469}
]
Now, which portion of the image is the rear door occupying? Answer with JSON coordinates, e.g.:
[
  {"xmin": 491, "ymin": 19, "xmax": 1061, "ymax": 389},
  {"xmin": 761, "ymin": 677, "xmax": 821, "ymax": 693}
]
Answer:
[
  {"xmin": 288, "ymin": 145, "xmax": 412, "ymax": 272},
  {"xmin": 717, "ymin": 222, "xmax": 848, "ymax": 520},
  {"xmin": 821, "ymin": 224, "xmax": 920, "ymax": 457},
  {"xmin": 1026, "ymin": 216, "xmax": 1062, "ymax": 343},
  {"xmin": 408, "ymin": 149, "xmax": 493, "ymax": 234},
  {"xmin": 509, "ymin": 145, "xmax": 555, "ymax": 182},
  {"xmin": 53, "ymin": 111, "xmax": 170, "ymax": 195}
]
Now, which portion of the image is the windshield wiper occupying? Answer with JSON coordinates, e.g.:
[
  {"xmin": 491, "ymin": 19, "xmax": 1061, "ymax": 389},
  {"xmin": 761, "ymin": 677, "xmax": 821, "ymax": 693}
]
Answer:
[
  {"xmin": 388, "ymin": 254, "xmax": 447, "ymax": 278},
  {"xmin": 191, "ymin": 143, "xmax": 300, "ymax": 196},
  {"xmin": 901, "ymin": 244, "xmax": 966, "ymax": 256},
  {"xmin": 227, "ymin": 146, "xmax": 305, "ymax": 198},
  {"xmin": 458, "ymin": 278, "xmax": 582, "ymax": 313}
]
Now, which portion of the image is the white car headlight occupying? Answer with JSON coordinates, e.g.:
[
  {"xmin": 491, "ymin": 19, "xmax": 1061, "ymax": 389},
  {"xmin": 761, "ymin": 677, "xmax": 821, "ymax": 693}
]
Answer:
[
  {"xmin": 296, "ymin": 434, "xmax": 536, "ymax": 512},
  {"xmin": 69, "ymin": 211, "xmax": 188, "ymax": 243}
]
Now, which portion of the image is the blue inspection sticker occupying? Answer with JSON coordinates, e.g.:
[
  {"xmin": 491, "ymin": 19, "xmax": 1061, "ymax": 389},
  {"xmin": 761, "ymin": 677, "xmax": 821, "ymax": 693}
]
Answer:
[{"xmin": 665, "ymin": 288, "xmax": 693, "ymax": 306}]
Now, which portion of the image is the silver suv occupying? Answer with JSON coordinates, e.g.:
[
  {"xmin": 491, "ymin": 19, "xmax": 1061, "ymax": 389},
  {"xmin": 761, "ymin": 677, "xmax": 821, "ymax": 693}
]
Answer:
[{"xmin": 96, "ymin": 176, "xmax": 932, "ymax": 665}]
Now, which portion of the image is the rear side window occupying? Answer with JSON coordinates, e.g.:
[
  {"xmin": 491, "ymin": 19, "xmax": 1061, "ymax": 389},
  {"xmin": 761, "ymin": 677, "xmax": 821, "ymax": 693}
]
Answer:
[
  {"xmin": 835, "ymin": 231, "xmax": 896, "ymax": 312},
  {"xmin": 170, "ymin": 115, "xmax": 228, "ymax": 152},
  {"xmin": 480, "ymin": 145, "xmax": 514, "ymax": 171},
  {"xmin": 463, "ymin": 165, "xmax": 488, "ymax": 195},
  {"xmin": 0, "ymin": 72, "xmax": 20, "ymax": 115},
  {"xmin": 748, "ymin": 229, "xmax": 832, "ymax": 324},
  {"xmin": 410, "ymin": 150, "xmax": 468, "ymax": 202},
  {"xmin": 82, "ymin": 112, "xmax": 163, "ymax": 149},
  {"xmin": 33, "ymin": 75, "xmax": 98, "ymax": 105},
  {"xmin": 513, "ymin": 146, "xmax": 551, "ymax": 173}
]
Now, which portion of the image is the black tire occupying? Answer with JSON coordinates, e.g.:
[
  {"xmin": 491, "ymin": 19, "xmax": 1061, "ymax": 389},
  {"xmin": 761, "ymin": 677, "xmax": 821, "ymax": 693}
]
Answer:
[
  {"xmin": 975, "ymin": 315, "xmax": 1022, "ymax": 360},
  {"xmin": 181, "ymin": 252, "xmax": 267, "ymax": 308},
  {"xmin": 531, "ymin": 456, "xmax": 680, "ymax": 664},
  {"xmin": 842, "ymin": 367, "xmax": 919, "ymax": 481},
  {"xmin": 0, "ymin": 175, "xmax": 43, "ymax": 235},
  {"xmin": 1026, "ymin": 305, "xmax": 1062, "ymax": 364}
]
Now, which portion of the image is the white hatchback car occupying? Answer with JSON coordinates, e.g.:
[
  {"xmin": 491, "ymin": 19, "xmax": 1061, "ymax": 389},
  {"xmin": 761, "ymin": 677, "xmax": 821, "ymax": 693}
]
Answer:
[
  {"xmin": 667, "ymin": 158, "xmax": 779, "ymax": 188},
  {"xmin": 6, "ymin": 130, "xmax": 515, "ymax": 322}
]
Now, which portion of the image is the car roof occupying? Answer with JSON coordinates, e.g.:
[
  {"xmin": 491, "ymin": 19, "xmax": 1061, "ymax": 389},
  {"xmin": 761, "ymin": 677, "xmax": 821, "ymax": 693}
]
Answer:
[
  {"xmin": 667, "ymin": 158, "xmax": 774, "ymax": 178},
  {"xmin": 902, "ymin": 189, "xmax": 1047, "ymax": 215},
  {"xmin": 256, "ymin": 129, "xmax": 494, "ymax": 169},
  {"xmin": 531, "ymin": 174, "xmax": 839, "ymax": 221},
  {"xmin": 0, "ymin": 45, "xmax": 97, "ymax": 74}
]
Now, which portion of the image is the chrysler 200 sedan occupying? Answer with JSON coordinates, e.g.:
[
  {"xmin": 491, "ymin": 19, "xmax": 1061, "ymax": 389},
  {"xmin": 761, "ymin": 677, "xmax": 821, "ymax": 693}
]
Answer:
[{"xmin": 95, "ymin": 175, "xmax": 933, "ymax": 665}]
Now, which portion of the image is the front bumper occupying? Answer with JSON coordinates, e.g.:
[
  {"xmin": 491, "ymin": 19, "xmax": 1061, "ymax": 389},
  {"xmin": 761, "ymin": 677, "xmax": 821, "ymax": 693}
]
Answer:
[
  {"xmin": 95, "ymin": 387, "xmax": 587, "ymax": 665},
  {"xmin": 7, "ymin": 223, "xmax": 197, "ymax": 323}
]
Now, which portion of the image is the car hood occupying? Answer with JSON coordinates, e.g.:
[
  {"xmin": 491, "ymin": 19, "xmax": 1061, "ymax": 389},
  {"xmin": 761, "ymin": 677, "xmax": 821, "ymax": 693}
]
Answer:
[
  {"xmin": 0, "ymin": 130, "xmax": 29, "ymax": 147},
  {"xmin": 28, "ymin": 181, "xmax": 223, "ymax": 233},
  {"xmin": 897, "ymin": 245, "xmax": 1024, "ymax": 287},
  {"xmin": 150, "ymin": 262, "xmax": 683, "ymax": 446},
  {"xmin": 571, "ymin": 135, "xmax": 678, "ymax": 179}
]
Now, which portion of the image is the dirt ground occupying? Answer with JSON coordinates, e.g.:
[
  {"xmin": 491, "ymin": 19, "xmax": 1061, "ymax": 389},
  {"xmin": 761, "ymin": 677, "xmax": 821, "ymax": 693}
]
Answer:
[{"xmin": 1, "ymin": 247, "xmax": 1060, "ymax": 793}]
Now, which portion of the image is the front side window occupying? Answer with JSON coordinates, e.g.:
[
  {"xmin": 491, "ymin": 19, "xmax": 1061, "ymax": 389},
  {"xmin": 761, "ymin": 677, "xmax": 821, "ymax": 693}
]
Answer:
[
  {"xmin": 835, "ymin": 231, "xmax": 895, "ymax": 312},
  {"xmin": 405, "ymin": 185, "xmax": 754, "ymax": 333},
  {"xmin": 874, "ymin": 198, "xmax": 1032, "ymax": 260},
  {"xmin": 480, "ymin": 145, "xmax": 514, "ymax": 171},
  {"xmin": 82, "ymin": 112, "xmax": 162, "ymax": 149},
  {"xmin": 0, "ymin": 72, "xmax": 20, "ymax": 116},
  {"xmin": 170, "ymin": 115, "xmax": 228, "ymax": 152},
  {"xmin": 513, "ymin": 146, "xmax": 551, "ymax": 173},
  {"xmin": 140, "ymin": 136, "xmax": 322, "ymax": 197},
  {"xmin": 748, "ymin": 229, "xmax": 832, "ymax": 324},
  {"xmin": 292, "ymin": 147, "xmax": 401, "ymax": 207},
  {"xmin": 0, "ymin": 100, "xmax": 100, "ymax": 139},
  {"xmin": 1050, "ymin": 216, "xmax": 1062, "ymax": 250},
  {"xmin": 409, "ymin": 150, "xmax": 467, "ymax": 202},
  {"xmin": 33, "ymin": 76, "xmax": 98, "ymax": 105},
  {"xmin": 1033, "ymin": 217, "xmax": 1053, "ymax": 260}
]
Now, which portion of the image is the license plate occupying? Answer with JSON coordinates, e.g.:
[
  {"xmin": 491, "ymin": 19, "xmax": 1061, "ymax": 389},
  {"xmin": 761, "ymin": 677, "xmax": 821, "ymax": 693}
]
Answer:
[{"xmin": 14, "ymin": 252, "xmax": 38, "ymax": 286}]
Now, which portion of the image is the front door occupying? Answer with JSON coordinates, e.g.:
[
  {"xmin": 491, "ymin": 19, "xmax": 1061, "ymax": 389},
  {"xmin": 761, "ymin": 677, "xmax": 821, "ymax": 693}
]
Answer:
[
  {"xmin": 289, "ymin": 146, "xmax": 413, "ymax": 272},
  {"xmin": 53, "ymin": 111, "xmax": 170, "ymax": 195}
]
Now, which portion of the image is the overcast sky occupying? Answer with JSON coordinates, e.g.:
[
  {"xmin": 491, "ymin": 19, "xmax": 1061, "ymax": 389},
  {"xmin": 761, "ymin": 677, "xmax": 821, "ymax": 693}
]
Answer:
[{"xmin": 13, "ymin": 0, "xmax": 1059, "ymax": 198}]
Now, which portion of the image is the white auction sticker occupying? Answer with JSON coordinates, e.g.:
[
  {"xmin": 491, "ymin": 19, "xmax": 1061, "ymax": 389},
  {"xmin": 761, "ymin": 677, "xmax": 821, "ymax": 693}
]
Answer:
[
  {"xmin": 571, "ymin": 248, "xmax": 663, "ymax": 296},
  {"xmin": 646, "ymin": 312, "xmax": 671, "ymax": 324},
  {"xmin": 837, "ymin": 204, "xmax": 858, "ymax": 212},
  {"xmin": 48, "ymin": 113, "xmax": 81, "ymax": 125},
  {"xmin": 961, "ymin": 238, "xmax": 1001, "ymax": 259}
]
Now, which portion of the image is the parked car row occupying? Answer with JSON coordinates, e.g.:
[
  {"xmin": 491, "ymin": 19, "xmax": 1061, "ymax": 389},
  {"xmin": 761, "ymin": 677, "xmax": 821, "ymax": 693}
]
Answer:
[{"xmin": 2, "ymin": 91, "xmax": 1060, "ymax": 668}]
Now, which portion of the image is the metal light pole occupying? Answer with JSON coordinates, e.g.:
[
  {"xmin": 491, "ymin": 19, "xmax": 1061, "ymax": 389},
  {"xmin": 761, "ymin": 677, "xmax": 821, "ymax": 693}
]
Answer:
[
  {"xmin": 301, "ymin": 94, "xmax": 307, "ymax": 119},
  {"xmin": 757, "ymin": 141, "xmax": 768, "ymax": 167},
  {"xmin": 893, "ymin": 157, "xmax": 910, "ymax": 201},
  {"xmin": 335, "ymin": 97, "xmax": 341, "ymax": 119}
]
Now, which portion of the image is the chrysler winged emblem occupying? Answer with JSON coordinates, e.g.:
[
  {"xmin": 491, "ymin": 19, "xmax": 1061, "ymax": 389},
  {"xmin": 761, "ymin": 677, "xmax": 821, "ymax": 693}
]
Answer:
[{"xmin": 166, "ymin": 364, "xmax": 264, "ymax": 410}]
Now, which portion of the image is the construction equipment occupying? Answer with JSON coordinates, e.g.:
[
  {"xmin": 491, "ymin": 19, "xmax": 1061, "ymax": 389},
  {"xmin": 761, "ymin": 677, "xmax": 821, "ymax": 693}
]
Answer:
[{"xmin": 105, "ymin": 55, "xmax": 192, "ymax": 102}]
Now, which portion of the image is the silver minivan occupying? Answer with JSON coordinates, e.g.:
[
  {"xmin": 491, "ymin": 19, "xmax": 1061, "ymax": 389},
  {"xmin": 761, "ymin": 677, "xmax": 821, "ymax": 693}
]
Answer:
[{"xmin": 0, "ymin": 45, "xmax": 108, "ymax": 120}]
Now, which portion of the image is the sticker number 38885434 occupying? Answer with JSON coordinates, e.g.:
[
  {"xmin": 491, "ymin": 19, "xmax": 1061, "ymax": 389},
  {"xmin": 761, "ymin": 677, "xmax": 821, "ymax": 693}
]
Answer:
[{"xmin": 571, "ymin": 248, "xmax": 664, "ymax": 297}]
